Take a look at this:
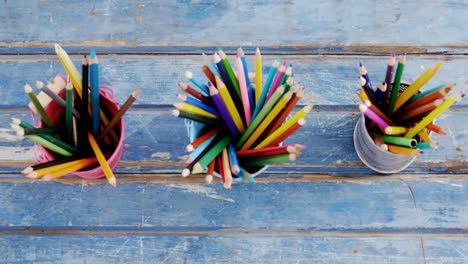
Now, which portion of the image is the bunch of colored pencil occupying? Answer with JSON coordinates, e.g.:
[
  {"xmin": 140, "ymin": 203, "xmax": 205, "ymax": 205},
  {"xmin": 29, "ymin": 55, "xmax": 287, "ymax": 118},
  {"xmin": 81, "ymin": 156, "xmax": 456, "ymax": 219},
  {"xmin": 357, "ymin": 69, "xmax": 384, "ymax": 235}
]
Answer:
[
  {"xmin": 357, "ymin": 53, "xmax": 464, "ymax": 156},
  {"xmin": 174, "ymin": 47, "xmax": 312, "ymax": 189},
  {"xmin": 12, "ymin": 44, "xmax": 140, "ymax": 187}
]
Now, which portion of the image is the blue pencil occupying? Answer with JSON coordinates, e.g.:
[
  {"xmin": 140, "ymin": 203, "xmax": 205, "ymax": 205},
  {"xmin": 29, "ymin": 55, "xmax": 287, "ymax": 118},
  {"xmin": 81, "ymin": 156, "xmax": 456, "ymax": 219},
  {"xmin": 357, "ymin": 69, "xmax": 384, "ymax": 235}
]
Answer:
[
  {"xmin": 185, "ymin": 71, "xmax": 209, "ymax": 95},
  {"xmin": 227, "ymin": 143, "xmax": 240, "ymax": 175},
  {"xmin": 89, "ymin": 49, "xmax": 100, "ymax": 137},
  {"xmin": 179, "ymin": 94, "xmax": 219, "ymax": 116},
  {"xmin": 203, "ymin": 53, "xmax": 220, "ymax": 77},
  {"xmin": 187, "ymin": 133, "xmax": 218, "ymax": 164}
]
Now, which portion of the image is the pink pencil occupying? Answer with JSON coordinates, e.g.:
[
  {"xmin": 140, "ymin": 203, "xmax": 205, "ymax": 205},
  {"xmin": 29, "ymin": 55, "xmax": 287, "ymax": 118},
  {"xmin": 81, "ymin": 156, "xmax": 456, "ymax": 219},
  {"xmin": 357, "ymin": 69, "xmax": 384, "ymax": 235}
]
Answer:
[
  {"xmin": 359, "ymin": 104, "xmax": 390, "ymax": 132},
  {"xmin": 265, "ymin": 61, "xmax": 286, "ymax": 103},
  {"xmin": 235, "ymin": 55, "xmax": 251, "ymax": 125}
]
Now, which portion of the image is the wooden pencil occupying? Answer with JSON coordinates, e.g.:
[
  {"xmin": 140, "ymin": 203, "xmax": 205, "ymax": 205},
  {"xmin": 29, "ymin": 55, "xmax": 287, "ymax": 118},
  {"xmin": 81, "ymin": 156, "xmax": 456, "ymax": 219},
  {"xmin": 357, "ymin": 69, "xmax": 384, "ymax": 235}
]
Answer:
[
  {"xmin": 178, "ymin": 82, "xmax": 212, "ymax": 105},
  {"xmin": 208, "ymin": 82, "xmax": 240, "ymax": 138},
  {"xmin": 88, "ymin": 132, "xmax": 117, "ymax": 187},
  {"xmin": 202, "ymin": 65, "xmax": 216, "ymax": 85},
  {"xmin": 42, "ymin": 157, "xmax": 99, "ymax": 181},
  {"xmin": 79, "ymin": 56, "xmax": 89, "ymax": 151},
  {"xmin": 98, "ymin": 89, "xmax": 140, "ymax": 141},
  {"xmin": 185, "ymin": 129, "xmax": 218, "ymax": 152},
  {"xmin": 24, "ymin": 84, "xmax": 54, "ymax": 128},
  {"xmin": 222, "ymin": 147, "xmax": 233, "ymax": 190},
  {"xmin": 172, "ymin": 109, "xmax": 219, "ymax": 127},
  {"xmin": 255, "ymin": 47, "xmax": 263, "ymax": 105}
]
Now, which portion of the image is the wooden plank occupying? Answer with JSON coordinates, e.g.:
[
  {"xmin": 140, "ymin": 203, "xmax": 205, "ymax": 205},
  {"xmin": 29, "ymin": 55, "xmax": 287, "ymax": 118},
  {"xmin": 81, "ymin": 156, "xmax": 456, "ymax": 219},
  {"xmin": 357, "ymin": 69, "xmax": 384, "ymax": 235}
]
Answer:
[
  {"xmin": 0, "ymin": 54, "xmax": 467, "ymax": 107},
  {"xmin": 0, "ymin": 110, "xmax": 466, "ymax": 175},
  {"xmin": 1, "ymin": 1, "xmax": 468, "ymax": 50},
  {"xmin": 4, "ymin": 234, "xmax": 466, "ymax": 263},
  {"xmin": 0, "ymin": 180, "xmax": 466, "ymax": 231}
]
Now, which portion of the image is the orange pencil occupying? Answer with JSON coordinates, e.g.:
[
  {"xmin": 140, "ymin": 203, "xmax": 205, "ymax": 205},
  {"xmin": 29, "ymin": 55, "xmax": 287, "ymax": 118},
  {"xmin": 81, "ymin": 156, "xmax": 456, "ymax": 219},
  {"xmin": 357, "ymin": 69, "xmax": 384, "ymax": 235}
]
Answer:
[
  {"xmin": 397, "ymin": 99, "xmax": 443, "ymax": 121},
  {"xmin": 426, "ymin": 123, "xmax": 446, "ymax": 135},
  {"xmin": 399, "ymin": 84, "xmax": 453, "ymax": 112},
  {"xmin": 185, "ymin": 129, "xmax": 218, "ymax": 152},
  {"xmin": 202, "ymin": 65, "xmax": 216, "ymax": 85},
  {"xmin": 387, "ymin": 144, "xmax": 421, "ymax": 157}
]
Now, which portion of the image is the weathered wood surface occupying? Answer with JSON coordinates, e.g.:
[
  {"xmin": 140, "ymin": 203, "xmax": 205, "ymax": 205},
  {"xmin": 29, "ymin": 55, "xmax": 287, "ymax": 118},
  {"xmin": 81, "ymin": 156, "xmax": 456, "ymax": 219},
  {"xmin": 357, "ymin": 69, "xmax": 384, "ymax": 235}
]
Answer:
[
  {"xmin": 1, "ymin": 0, "xmax": 468, "ymax": 53},
  {"xmin": 0, "ymin": 54, "xmax": 466, "ymax": 108},
  {"xmin": 0, "ymin": 1, "xmax": 467, "ymax": 263}
]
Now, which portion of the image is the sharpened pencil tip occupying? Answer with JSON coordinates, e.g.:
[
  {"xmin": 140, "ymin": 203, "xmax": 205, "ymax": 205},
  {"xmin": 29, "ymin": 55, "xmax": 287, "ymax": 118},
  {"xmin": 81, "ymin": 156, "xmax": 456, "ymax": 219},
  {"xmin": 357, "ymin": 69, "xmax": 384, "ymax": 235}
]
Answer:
[
  {"xmin": 185, "ymin": 71, "xmax": 193, "ymax": 79},
  {"xmin": 35, "ymin": 80, "xmax": 44, "ymax": 89},
  {"xmin": 205, "ymin": 174, "xmax": 213, "ymax": 184},
  {"xmin": 108, "ymin": 176, "xmax": 117, "ymax": 187},
  {"xmin": 182, "ymin": 169, "xmax": 190, "ymax": 177},
  {"xmin": 23, "ymin": 83, "xmax": 33, "ymax": 93}
]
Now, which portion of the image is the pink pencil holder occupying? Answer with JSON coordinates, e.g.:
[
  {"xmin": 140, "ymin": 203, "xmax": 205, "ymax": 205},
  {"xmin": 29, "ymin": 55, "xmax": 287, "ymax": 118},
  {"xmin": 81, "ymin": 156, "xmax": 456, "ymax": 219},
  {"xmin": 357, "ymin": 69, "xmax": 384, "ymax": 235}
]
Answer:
[{"xmin": 32, "ymin": 85, "xmax": 124, "ymax": 179}]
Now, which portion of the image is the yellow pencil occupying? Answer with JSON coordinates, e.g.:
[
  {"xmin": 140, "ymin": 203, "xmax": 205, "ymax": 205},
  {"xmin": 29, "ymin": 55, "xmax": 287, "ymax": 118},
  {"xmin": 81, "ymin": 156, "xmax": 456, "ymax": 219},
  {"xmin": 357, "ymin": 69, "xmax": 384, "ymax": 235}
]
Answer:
[
  {"xmin": 255, "ymin": 47, "xmax": 262, "ymax": 105},
  {"xmin": 384, "ymin": 126, "xmax": 408, "ymax": 135},
  {"xmin": 87, "ymin": 133, "xmax": 117, "ymax": 187},
  {"xmin": 240, "ymin": 91, "xmax": 293, "ymax": 150},
  {"xmin": 418, "ymin": 130, "xmax": 432, "ymax": 142},
  {"xmin": 216, "ymin": 76, "xmax": 245, "ymax": 133},
  {"xmin": 42, "ymin": 158, "xmax": 98, "ymax": 180},
  {"xmin": 255, "ymin": 105, "xmax": 312, "ymax": 149},
  {"xmin": 173, "ymin": 102, "xmax": 219, "ymax": 119},
  {"xmin": 54, "ymin": 43, "xmax": 118, "ymax": 143},
  {"xmin": 387, "ymin": 144, "xmax": 421, "ymax": 157},
  {"xmin": 405, "ymin": 93, "xmax": 464, "ymax": 138},
  {"xmin": 393, "ymin": 62, "xmax": 442, "ymax": 112},
  {"xmin": 27, "ymin": 157, "xmax": 97, "ymax": 179}
]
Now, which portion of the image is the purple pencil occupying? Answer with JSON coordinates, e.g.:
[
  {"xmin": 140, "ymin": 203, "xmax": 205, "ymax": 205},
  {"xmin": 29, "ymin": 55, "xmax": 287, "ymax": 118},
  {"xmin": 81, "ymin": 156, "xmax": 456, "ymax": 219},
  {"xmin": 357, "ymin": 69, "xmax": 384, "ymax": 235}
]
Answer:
[
  {"xmin": 359, "ymin": 104, "xmax": 389, "ymax": 132},
  {"xmin": 265, "ymin": 62, "xmax": 286, "ymax": 103},
  {"xmin": 208, "ymin": 82, "xmax": 240, "ymax": 139},
  {"xmin": 382, "ymin": 52, "xmax": 396, "ymax": 109}
]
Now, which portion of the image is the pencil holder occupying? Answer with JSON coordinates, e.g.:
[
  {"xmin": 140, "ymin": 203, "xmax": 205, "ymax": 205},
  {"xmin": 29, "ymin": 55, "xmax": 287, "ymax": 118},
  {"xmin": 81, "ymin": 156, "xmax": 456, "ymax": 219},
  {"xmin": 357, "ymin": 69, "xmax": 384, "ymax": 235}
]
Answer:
[
  {"xmin": 356, "ymin": 55, "xmax": 463, "ymax": 173},
  {"xmin": 34, "ymin": 85, "xmax": 124, "ymax": 179},
  {"xmin": 353, "ymin": 115, "xmax": 416, "ymax": 174},
  {"xmin": 174, "ymin": 47, "xmax": 312, "ymax": 189}
]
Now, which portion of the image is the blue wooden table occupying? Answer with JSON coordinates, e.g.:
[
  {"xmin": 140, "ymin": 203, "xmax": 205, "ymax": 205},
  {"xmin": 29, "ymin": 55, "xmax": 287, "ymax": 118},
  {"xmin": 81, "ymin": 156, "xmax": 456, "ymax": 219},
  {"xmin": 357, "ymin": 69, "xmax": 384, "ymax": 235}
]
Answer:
[{"xmin": 1, "ymin": 1, "xmax": 467, "ymax": 263}]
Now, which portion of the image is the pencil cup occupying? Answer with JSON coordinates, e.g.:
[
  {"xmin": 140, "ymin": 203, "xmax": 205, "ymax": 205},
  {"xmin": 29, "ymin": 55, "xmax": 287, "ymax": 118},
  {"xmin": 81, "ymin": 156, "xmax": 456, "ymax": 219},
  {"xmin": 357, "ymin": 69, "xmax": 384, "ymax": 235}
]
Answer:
[
  {"xmin": 353, "ymin": 115, "xmax": 416, "ymax": 174},
  {"xmin": 187, "ymin": 120, "xmax": 267, "ymax": 180},
  {"xmin": 34, "ymin": 85, "xmax": 124, "ymax": 179}
]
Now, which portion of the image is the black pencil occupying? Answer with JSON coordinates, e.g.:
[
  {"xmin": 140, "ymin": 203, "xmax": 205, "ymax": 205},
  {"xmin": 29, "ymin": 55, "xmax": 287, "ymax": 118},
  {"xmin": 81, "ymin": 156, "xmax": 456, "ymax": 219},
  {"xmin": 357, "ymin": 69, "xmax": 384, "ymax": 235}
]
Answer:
[{"xmin": 79, "ymin": 56, "xmax": 89, "ymax": 151}]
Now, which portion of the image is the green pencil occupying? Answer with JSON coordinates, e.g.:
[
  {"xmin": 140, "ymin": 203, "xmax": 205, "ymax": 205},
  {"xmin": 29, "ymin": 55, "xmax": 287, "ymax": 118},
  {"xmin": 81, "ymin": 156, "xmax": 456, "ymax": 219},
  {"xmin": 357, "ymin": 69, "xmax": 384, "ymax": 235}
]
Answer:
[
  {"xmin": 235, "ymin": 85, "xmax": 286, "ymax": 149},
  {"xmin": 218, "ymin": 48, "xmax": 241, "ymax": 98},
  {"xmin": 24, "ymin": 84, "xmax": 54, "ymax": 128},
  {"xmin": 242, "ymin": 153, "xmax": 296, "ymax": 167},
  {"xmin": 388, "ymin": 55, "xmax": 406, "ymax": 115},
  {"xmin": 192, "ymin": 135, "xmax": 231, "ymax": 174}
]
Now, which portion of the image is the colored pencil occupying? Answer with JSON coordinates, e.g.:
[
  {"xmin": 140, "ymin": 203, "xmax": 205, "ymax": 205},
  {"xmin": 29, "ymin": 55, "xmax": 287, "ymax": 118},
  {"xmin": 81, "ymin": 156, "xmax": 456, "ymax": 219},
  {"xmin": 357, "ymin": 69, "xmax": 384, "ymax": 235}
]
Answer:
[
  {"xmin": 216, "ymin": 76, "xmax": 245, "ymax": 133},
  {"xmin": 28, "ymin": 75, "xmax": 66, "ymax": 113},
  {"xmin": 35, "ymin": 80, "xmax": 80, "ymax": 118},
  {"xmin": 227, "ymin": 143, "xmax": 240, "ymax": 175},
  {"xmin": 408, "ymin": 83, "xmax": 447, "ymax": 102},
  {"xmin": 379, "ymin": 134, "xmax": 418, "ymax": 148},
  {"xmin": 387, "ymin": 144, "xmax": 421, "ymax": 157},
  {"xmin": 417, "ymin": 130, "xmax": 432, "ymax": 142},
  {"xmin": 242, "ymin": 153, "xmax": 296, "ymax": 167},
  {"xmin": 192, "ymin": 135, "xmax": 231, "ymax": 174},
  {"xmin": 235, "ymin": 55, "xmax": 252, "ymax": 125},
  {"xmin": 14, "ymin": 126, "xmax": 73, "ymax": 157},
  {"xmin": 268, "ymin": 87, "xmax": 304, "ymax": 133},
  {"xmin": 388, "ymin": 55, "xmax": 406, "ymax": 115},
  {"xmin": 240, "ymin": 90, "xmax": 292, "ymax": 150},
  {"xmin": 178, "ymin": 82, "xmax": 212, "ymax": 105},
  {"xmin": 376, "ymin": 82, "xmax": 387, "ymax": 105},
  {"xmin": 394, "ymin": 62, "xmax": 442, "ymax": 112},
  {"xmin": 203, "ymin": 52, "xmax": 220, "ymax": 77},
  {"xmin": 383, "ymin": 52, "xmax": 396, "ymax": 109},
  {"xmin": 208, "ymin": 82, "xmax": 240, "ymax": 138},
  {"xmin": 256, "ymin": 117, "xmax": 308, "ymax": 149},
  {"xmin": 237, "ymin": 144, "xmax": 299, "ymax": 159},
  {"xmin": 218, "ymin": 48, "xmax": 240, "ymax": 98},
  {"xmin": 426, "ymin": 123, "xmax": 446, "ymax": 135},
  {"xmin": 27, "ymin": 157, "xmax": 97, "ymax": 179},
  {"xmin": 21, "ymin": 155, "xmax": 83, "ymax": 174},
  {"xmin": 252, "ymin": 59, "xmax": 280, "ymax": 119},
  {"xmin": 172, "ymin": 109, "xmax": 219, "ymax": 127},
  {"xmin": 222, "ymin": 147, "xmax": 233, "ymax": 190},
  {"xmin": 12, "ymin": 118, "xmax": 78, "ymax": 154},
  {"xmin": 397, "ymin": 99, "xmax": 443, "ymax": 121},
  {"xmin": 359, "ymin": 76, "xmax": 378, "ymax": 105},
  {"xmin": 359, "ymin": 62, "xmax": 374, "ymax": 91},
  {"xmin": 186, "ymin": 129, "xmax": 218, "ymax": 152},
  {"xmin": 65, "ymin": 81, "xmax": 74, "ymax": 143},
  {"xmin": 186, "ymin": 132, "xmax": 218, "ymax": 163},
  {"xmin": 185, "ymin": 71, "xmax": 209, "ymax": 95},
  {"xmin": 235, "ymin": 85, "xmax": 286, "ymax": 149},
  {"xmin": 255, "ymin": 47, "xmax": 263, "ymax": 105},
  {"xmin": 213, "ymin": 53, "xmax": 245, "ymax": 122},
  {"xmin": 202, "ymin": 65, "xmax": 216, "ymax": 85},
  {"xmin": 237, "ymin": 47, "xmax": 252, "ymax": 91},
  {"xmin": 87, "ymin": 132, "xmax": 117, "ymax": 187},
  {"xmin": 384, "ymin": 126, "xmax": 408, "ymax": 136},
  {"xmin": 359, "ymin": 104, "xmax": 390, "ymax": 132},
  {"xmin": 89, "ymin": 50, "xmax": 100, "ymax": 137},
  {"xmin": 173, "ymin": 102, "xmax": 219, "ymax": 119},
  {"xmin": 24, "ymin": 84, "xmax": 54, "ymax": 128},
  {"xmin": 42, "ymin": 157, "xmax": 98, "ymax": 181},
  {"xmin": 99, "ymin": 89, "xmax": 140, "ymax": 141},
  {"xmin": 404, "ymin": 93, "xmax": 464, "ymax": 138},
  {"xmin": 205, "ymin": 159, "xmax": 216, "ymax": 183},
  {"xmin": 19, "ymin": 127, "xmax": 59, "ymax": 136},
  {"xmin": 265, "ymin": 62, "xmax": 286, "ymax": 103},
  {"xmin": 398, "ymin": 84, "xmax": 453, "ymax": 113},
  {"xmin": 371, "ymin": 131, "xmax": 388, "ymax": 151}
]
